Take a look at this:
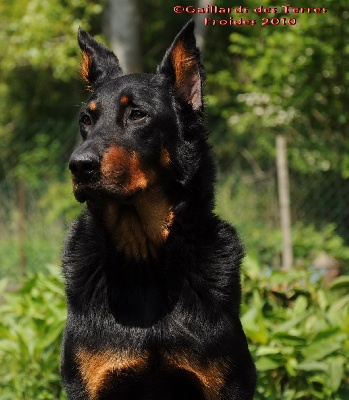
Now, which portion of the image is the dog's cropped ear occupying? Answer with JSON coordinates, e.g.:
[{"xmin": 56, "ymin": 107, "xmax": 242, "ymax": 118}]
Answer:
[
  {"xmin": 157, "ymin": 20, "xmax": 203, "ymax": 111},
  {"xmin": 78, "ymin": 28, "xmax": 123, "ymax": 90}
]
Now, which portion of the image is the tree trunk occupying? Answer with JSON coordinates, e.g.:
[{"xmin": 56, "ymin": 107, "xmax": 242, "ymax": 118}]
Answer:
[
  {"xmin": 18, "ymin": 180, "xmax": 26, "ymax": 274},
  {"xmin": 276, "ymin": 135, "xmax": 293, "ymax": 270},
  {"xmin": 104, "ymin": 0, "xmax": 142, "ymax": 73},
  {"xmin": 194, "ymin": 0, "xmax": 214, "ymax": 50}
]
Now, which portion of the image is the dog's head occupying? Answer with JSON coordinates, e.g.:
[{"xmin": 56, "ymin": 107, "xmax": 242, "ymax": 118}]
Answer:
[{"xmin": 69, "ymin": 21, "xmax": 206, "ymax": 206}]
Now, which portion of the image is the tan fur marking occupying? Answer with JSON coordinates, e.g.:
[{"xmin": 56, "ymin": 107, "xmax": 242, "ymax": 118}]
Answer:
[
  {"xmin": 101, "ymin": 146, "xmax": 174, "ymax": 260},
  {"xmin": 127, "ymin": 151, "xmax": 153, "ymax": 191},
  {"xmin": 134, "ymin": 187, "xmax": 175, "ymax": 244},
  {"xmin": 106, "ymin": 204, "xmax": 148, "ymax": 260},
  {"xmin": 76, "ymin": 349, "xmax": 148, "ymax": 400},
  {"xmin": 101, "ymin": 146, "xmax": 129, "ymax": 178},
  {"xmin": 164, "ymin": 352, "xmax": 227, "ymax": 400},
  {"xmin": 171, "ymin": 40, "xmax": 196, "ymax": 87},
  {"xmin": 101, "ymin": 147, "xmax": 155, "ymax": 192},
  {"xmin": 105, "ymin": 188, "xmax": 174, "ymax": 260},
  {"xmin": 88, "ymin": 101, "xmax": 97, "ymax": 111},
  {"xmin": 120, "ymin": 95, "xmax": 129, "ymax": 105},
  {"xmin": 160, "ymin": 148, "xmax": 171, "ymax": 167},
  {"xmin": 80, "ymin": 51, "xmax": 93, "ymax": 89}
]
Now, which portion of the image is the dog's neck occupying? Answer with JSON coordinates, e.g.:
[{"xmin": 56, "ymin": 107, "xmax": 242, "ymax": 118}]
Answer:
[{"xmin": 103, "ymin": 186, "xmax": 175, "ymax": 260}]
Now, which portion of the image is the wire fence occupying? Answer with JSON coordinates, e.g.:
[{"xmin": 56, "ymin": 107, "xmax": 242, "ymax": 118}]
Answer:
[
  {"xmin": 0, "ymin": 117, "xmax": 79, "ymax": 278},
  {"xmin": 216, "ymin": 133, "xmax": 349, "ymax": 272},
  {"xmin": 291, "ymin": 169, "xmax": 348, "ymax": 239},
  {"xmin": 1, "ymin": 120, "xmax": 348, "ymax": 278}
]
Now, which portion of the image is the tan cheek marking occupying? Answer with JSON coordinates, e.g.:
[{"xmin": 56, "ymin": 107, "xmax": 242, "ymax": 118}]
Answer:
[
  {"xmin": 101, "ymin": 147, "xmax": 156, "ymax": 193},
  {"xmin": 164, "ymin": 352, "xmax": 227, "ymax": 400},
  {"xmin": 101, "ymin": 146, "xmax": 129, "ymax": 177},
  {"xmin": 76, "ymin": 349, "xmax": 148, "ymax": 400},
  {"xmin": 127, "ymin": 151, "xmax": 157, "ymax": 191}
]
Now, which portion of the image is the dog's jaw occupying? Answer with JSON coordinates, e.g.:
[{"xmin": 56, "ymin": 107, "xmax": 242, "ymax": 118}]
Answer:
[{"xmin": 103, "ymin": 186, "xmax": 175, "ymax": 260}]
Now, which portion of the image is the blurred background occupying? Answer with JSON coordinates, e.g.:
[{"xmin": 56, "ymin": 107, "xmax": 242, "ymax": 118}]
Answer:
[{"xmin": 1, "ymin": 0, "xmax": 348, "ymax": 399}]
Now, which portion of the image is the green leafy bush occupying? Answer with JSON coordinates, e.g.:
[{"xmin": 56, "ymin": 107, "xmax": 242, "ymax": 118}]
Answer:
[
  {"xmin": 216, "ymin": 178, "xmax": 349, "ymax": 269},
  {"xmin": 241, "ymin": 257, "xmax": 349, "ymax": 399},
  {"xmin": 0, "ymin": 261, "xmax": 348, "ymax": 399},
  {"xmin": 0, "ymin": 266, "xmax": 67, "ymax": 400},
  {"xmin": 292, "ymin": 223, "xmax": 349, "ymax": 267},
  {"xmin": 0, "ymin": 223, "xmax": 64, "ymax": 280}
]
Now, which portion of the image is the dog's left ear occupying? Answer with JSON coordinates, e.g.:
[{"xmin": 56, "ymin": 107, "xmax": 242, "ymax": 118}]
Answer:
[
  {"xmin": 157, "ymin": 20, "xmax": 203, "ymax": 111},
  {"xmin": 78, "ymin": 28, "xmax": 123, "ymax": 90}
]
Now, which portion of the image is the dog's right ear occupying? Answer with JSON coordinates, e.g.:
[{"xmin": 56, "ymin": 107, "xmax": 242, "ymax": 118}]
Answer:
[
  {"xmin": 157, "ymin": 20, "xmax": 203, "ymax": 111},
  {"xmin": 78, "ymin": 28, "xmax": 123, "ymax": 90}
]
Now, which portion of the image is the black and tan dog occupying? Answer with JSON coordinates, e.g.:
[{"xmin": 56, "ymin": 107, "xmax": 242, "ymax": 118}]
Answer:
[{"xmin": 61, "ymin": 20, "xmax": 256, "ymax": 400}]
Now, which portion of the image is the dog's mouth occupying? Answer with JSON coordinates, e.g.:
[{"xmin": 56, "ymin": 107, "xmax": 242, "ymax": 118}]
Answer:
[
  {"xmin": 71, "ymin": 180, "xmax": 143, "ymax": 204},
  {"xmin": 71, "ymin": 147, "xmax": 157, "ymax": 204}
]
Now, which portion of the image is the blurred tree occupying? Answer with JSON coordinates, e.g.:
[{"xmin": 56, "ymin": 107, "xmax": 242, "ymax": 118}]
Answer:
[
  {"xmin": 193, "ymin": 0, "xmax": 214, "ymax": 50},
  {"xmin": 206, "ymin": 0, "xmax": 349, "ymax": 178},
  {"xmin": 2, "ymin": 0, "xmax": 347, "ymax": 180},
  {"xmin": 0, "ymin": 0, "xmax": 106, "ymax": 272},
  {"xmin": 201, "ymin": 0, "xmax": 349, "ymax": 241},
  {"xmin": 1, "ymin": 0, "xmax": 348, "ymax": 250},
  {"xmin": 0, "ymin": 0, "xmax": 105, "ymax": 182},
  {"xmin": 103, "ymin": 0, "xmax": 142, "ymax": 72}
]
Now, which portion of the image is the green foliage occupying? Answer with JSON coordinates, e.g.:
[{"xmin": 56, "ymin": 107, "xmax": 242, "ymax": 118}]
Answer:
[
  {"xmin": 0, "ymin": 0, "xmax": 104, "ymax": 81},
  {"xmin": 241, "ymin": 257, "xmax": 349, "ymax": 399},
  {"xmin": 0, "ymin": 261, "xmax": 348, "ymax": 399},
  {"xmin": 0, "ymin": 226, "xmax": 63, "ymax": 280},
  {"xmin": 0, "ymin": 266, "xmax": 67, "ymax": 399},
  {"xmin": 0, "ymin": 2, "xmax": 348, "ymax": 397},
  {"xmin": 216, "ymin": 178, "xmax": 349, "ymax": 267},
  {"xmin": 0, "ymin": 183, "xmax": 67, "ymax": 279},
  {"xmin": 39, "ymin": 176, "xmax": 83, "ymax": 224},
  {"xmin": 0, "ymin": 0, "xmax": 105, "ymax": 183},
  {"xmin": 207, "ymin": 0, "xmax": 349, "ymax": 177},
  {"xmin": 292, "ymin": 223, "xmax": 349, "ymax": 266}
]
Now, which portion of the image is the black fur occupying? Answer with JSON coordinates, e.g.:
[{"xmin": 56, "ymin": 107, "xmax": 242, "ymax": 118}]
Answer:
[{"xmin": 61, "ymin": 20, "xmax": 256, "ymax": 399}]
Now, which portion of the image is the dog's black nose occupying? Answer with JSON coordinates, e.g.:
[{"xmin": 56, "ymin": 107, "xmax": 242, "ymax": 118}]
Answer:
[{"xmin": 69, "ymin": 152, "xmax": 100, "ymax": 178}]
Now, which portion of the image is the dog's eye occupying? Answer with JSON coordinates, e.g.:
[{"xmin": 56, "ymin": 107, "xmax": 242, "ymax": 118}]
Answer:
[
  {"xmin": 129, "ymin": 110, "xmax": 146, "ymax": 121},
  {"xmin": 81, "ymin": 114, "xmax": 92, "ymax": 126}
]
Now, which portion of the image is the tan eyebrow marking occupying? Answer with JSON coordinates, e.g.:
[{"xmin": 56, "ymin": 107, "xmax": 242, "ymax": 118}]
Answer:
[
  {"xmin": 88, "ymin": 101, "xmax": 97, "ymax": 111},
  {"xmin": 120, "ymin": 95, "xmax": 129, "ymax": 105}
]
